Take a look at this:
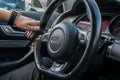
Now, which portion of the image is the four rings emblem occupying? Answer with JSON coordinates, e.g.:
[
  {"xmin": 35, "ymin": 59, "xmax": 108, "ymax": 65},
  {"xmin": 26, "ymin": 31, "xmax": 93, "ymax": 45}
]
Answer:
[{"xmin": 49, "ymin": 36, "xmax": 62, "ymax": 51}]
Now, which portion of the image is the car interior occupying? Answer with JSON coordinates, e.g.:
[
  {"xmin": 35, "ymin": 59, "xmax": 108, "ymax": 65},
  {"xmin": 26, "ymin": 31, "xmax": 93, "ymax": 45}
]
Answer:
[{"xmin": 0, "ymin": 0, "xmax": 120, "ymax": 80}]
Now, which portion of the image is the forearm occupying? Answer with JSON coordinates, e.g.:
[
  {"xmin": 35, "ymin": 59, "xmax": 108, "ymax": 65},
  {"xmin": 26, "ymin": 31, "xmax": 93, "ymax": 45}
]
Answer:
[{"xmin": 0, "ymin": 8, "xmax": 11, "ymax": 22}]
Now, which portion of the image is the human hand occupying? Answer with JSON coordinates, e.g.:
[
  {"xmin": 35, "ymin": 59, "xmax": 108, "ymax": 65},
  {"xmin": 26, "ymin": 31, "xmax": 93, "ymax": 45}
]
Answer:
[
  {"xmin": 14, "ymin": 15, "xmax": 40, "ymax": 38},
  {"xmin": 26, "ymin": 30, "xmax": 36, "ymax": 39}
]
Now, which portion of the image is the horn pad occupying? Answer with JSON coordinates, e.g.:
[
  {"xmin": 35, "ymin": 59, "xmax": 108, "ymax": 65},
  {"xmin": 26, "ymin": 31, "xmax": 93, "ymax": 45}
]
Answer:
[{"xmin": 47, "ymin": 22, "xmax": 78, "ymax": 63}]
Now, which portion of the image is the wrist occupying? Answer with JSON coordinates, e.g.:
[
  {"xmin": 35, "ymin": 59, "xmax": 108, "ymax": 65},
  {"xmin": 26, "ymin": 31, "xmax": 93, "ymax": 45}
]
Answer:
[
  {"xmin": 8, "ymin": 10, "xmax": 21, "ymax": 26},
  {"xmin": 14, "ymin": 13, "xmax": 22, "ymax": 26}
]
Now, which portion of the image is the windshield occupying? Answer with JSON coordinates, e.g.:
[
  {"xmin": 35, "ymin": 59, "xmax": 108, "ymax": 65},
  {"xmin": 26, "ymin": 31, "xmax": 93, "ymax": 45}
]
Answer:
[
  {"xmin": 0, "ymin": 0, "xmax": 73, "ymax": 12},
  {"xmin": 0, "ymin": 0, "xmax": 25, "ymax": 11}
]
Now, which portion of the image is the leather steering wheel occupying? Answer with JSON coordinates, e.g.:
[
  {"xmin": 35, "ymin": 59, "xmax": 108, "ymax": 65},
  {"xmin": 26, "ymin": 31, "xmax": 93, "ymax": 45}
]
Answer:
[{"xmin": 34, "ymin": 0, "xmax": 101, "ymax": 79}]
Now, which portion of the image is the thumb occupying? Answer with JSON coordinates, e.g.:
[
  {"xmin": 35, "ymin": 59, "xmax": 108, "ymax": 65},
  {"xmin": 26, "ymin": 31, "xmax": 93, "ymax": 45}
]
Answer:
[
  {"xmin": 27, "ymin": 21, "xmax": 40, "ymax": 31},
  {"xmin": 26, "ymin": 25, "xmax": 40, "ymax": 31},
  {"xmin": 28, "ymin": 21, "xmax": 40, "ymax": 26}
]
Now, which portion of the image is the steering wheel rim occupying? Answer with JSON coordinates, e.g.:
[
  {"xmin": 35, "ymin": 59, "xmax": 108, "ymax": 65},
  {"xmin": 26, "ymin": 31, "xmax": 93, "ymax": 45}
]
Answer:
[{"xmin": 34, "ymin": 0, "xmax": 101, "ymax": 79}]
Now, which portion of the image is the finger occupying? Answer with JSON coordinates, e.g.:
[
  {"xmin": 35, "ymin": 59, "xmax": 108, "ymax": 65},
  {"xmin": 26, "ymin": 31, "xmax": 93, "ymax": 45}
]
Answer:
[
  {"xmin": 28, "ymin": 31, "xmax": 34, "ymax": 38},
  {"xmin": 26, "ymin": 25, "xmax": 40, "ymax": 31},
  {"xmin": 26, "ymin": 31, "xmax": 29, "ymax": 38},
  {"xmin": 26, "ymin": 30, "xmax": 30, "ymax": 36},
  {"xmin": 28, "ymin": 21, "xmax": 40, "ymax": 26},
  {"xmin": 27, "ymin": 31, "xmax": 35, "ymax": 38},
  {"xmin": 26, "ymin": 31, "xmax": 32, "ymax": 38},
  {"xmin": 29, "ymin": 32, "xmax": 35, "ymax": 39},
  {"xmin": 32, "ymin": 26, "xmax": 40, "ymax": 31},
  {"xmin": 26, "ymin": 31, "xmax": 30, "ymax": 38}
]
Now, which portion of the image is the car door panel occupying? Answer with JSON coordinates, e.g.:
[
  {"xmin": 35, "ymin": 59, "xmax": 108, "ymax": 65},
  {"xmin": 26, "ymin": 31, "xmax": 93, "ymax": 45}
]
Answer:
[
  {"xmin": 0, "ymin": 11, "xmax": 59, "ymax": 75},
  {"xmin": 1, "ymin": 25, "xmax": 25, "ymax": 37},
  {"xmin": 0, "ymin": 46, "xmax": 33, "ymax": 75},
  {"xmin": 0, "ymin": 11, "xmax": 41, "ymax": 75}
]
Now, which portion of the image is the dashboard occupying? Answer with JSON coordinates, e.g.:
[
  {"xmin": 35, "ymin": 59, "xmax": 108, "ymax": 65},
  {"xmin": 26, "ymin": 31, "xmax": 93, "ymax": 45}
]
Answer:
[
  {"xmin": 61, "ymin": 12, "xmax": 120, "ymax": 61},
  {"xmin": 63, "ymin": 13, "xmax": 120, "ymax": 40},
  {"xmin": 74, "ymin": 13, "xmax": 113, "ymax": 32},
  {"xmin": 109, "ymin": 14, "xmax": 120, "ymax": 39}
]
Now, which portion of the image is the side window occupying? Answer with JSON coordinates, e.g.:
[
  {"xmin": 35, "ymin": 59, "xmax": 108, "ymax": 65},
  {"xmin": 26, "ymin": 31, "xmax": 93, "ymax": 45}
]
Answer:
[
  {"xmin": 34, "ymin": 0, "xmax": 64, "ymax": 13},
  {"xmin": 0, "ymin": 0, "xmax": 25, "ymax": 11},
  {"xmin": 0, "ymin": 0, "xmax": 75, "ymax": 12},
  {"xmin": 39, "ymin": 0, "xmax": 47, "ymax": 9},
  {"xmin": 0, "ymin": 0, "xmax": 47, "ymax": 11}
]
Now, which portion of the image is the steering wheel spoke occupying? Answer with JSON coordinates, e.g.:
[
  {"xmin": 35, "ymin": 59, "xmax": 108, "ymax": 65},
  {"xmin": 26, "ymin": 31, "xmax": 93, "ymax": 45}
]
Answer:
[
  {"xmin": 77, "ymin": 28, "xmax": 89, "ymax": 45},
  {"xmin": 41, "ymin": 33, "xmax": 50, "ymax": 42},
  {"xmin": 50, "ymin": 62, "xmax": 67, "ymax": 72}
]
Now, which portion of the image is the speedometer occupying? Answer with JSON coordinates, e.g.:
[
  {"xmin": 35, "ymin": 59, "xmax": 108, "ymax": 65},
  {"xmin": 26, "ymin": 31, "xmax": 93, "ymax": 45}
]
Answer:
[
  {"xmin": 109, "ymin": 14, "xmax": 120, "ymax": 39},
  {"xmin": 74, "ymin": 14, "xmax": 111, "ymax": 32}
]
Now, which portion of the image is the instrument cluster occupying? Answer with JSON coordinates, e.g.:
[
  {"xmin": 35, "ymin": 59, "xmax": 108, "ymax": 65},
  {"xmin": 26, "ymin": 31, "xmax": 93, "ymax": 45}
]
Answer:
[
  {"xmin": 62, "ymin": 13, "xmax": 120, "ymax": 40},
  {"xmin": 109, "ymin": 14, "xmax": 120, "ymax": 39},
  {"xmin": 74, "ymin": 14, "xmax": 113, "ymax": 32}
]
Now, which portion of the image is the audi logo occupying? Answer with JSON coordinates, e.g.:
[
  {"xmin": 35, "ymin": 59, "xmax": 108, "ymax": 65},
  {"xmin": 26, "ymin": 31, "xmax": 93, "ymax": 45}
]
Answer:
[{"xmin": 49, "ymin": 36, "xmax": 62, "ymax": 51}]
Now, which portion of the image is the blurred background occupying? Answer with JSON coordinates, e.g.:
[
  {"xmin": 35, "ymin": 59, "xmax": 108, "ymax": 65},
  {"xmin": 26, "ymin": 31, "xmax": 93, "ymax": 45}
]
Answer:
[{"xmin": 0, "ymin": 0, "xmax": 75, "ymax": 12}]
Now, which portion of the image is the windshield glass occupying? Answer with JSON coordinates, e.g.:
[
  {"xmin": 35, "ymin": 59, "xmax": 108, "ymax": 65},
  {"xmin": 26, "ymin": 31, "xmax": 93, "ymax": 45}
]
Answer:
[
  {"xmin": 0, "ymin": 0, "xmax": 74, "ymax": 12},
  {"xmin": 0, "ymin": 0, "xmax": 48, "ymax": 11},
  {"xmin": 0, "ymin": 0, "xmax": 25, "ymax": 11}
]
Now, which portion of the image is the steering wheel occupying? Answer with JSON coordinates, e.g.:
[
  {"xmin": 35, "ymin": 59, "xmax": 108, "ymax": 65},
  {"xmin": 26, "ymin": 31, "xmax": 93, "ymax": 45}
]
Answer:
[{"xmin": 34, "ymin": 0, "xmax": 101, "ymax": 79}]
